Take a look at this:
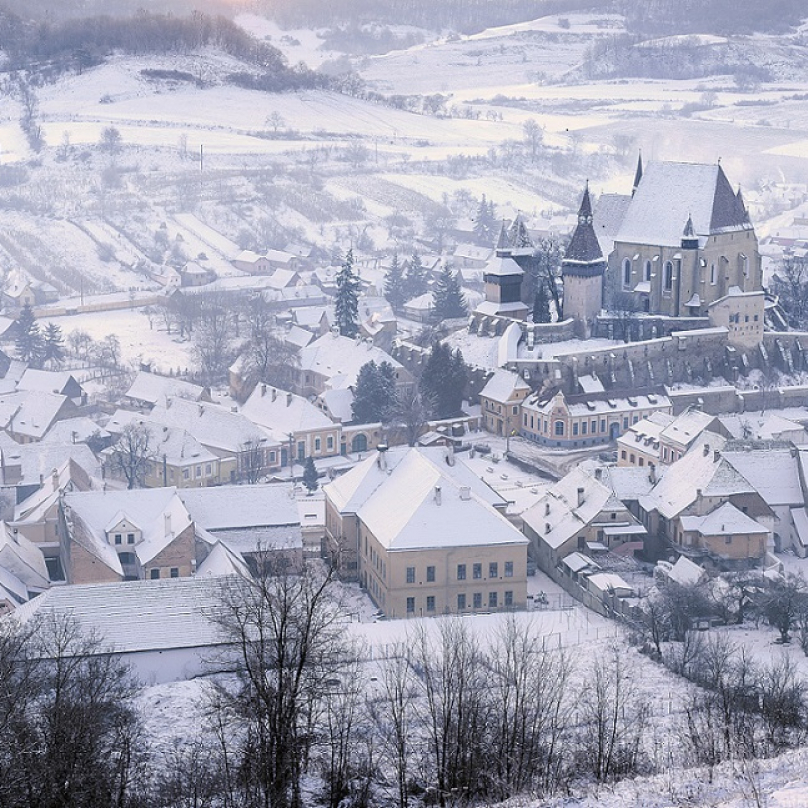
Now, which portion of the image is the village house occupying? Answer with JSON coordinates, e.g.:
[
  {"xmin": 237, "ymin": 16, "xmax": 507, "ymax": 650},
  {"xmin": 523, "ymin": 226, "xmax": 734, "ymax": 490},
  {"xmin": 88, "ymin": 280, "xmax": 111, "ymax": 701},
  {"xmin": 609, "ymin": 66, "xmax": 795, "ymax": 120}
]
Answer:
[
  {"xmin": 0, "ymin": 390, "xmax": 77, "ymax": 443},
  {"xmin": 60, "ymin": 488, "xmax": 198, "ymax": 584},
  {"xmin": 296, "ymin": 331, "xmax": 413, "ymax": 399},
  {"xmin": 520, "ymin": 388, "xmax": 672, "ymax": 448},
  {"xmin": 479, "ymin": 369, "xmax": 531, "ymax": 437},
  {"xmin": 324, "ymin": 445, "xmax": 526, "ymax": 618},
  {"xmin": 125, "ymin": 371, "xmax": 211, "ymax": 411},
  {"xmin": 240, "ymin": 384, "xmax": 341, "ymax": 465},
  {"xmin": 522, "ymin": 465, "xmax": 645, "ymax": 580}
]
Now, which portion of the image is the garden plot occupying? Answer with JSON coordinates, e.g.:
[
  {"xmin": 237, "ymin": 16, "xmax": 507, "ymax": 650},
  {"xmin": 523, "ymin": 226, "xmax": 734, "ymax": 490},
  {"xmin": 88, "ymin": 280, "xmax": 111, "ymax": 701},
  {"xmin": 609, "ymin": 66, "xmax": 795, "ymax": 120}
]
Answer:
[{"xmin": 41, "ymin": 309, "xmax": 194, "ymax": 375}]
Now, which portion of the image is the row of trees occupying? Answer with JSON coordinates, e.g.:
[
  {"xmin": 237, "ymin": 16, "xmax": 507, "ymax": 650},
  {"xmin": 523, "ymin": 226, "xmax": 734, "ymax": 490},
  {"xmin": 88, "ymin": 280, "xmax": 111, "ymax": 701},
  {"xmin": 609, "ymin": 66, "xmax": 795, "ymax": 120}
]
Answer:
[{"xmin": 15, "ymin": 305, "xmax": 64, "ymax": 367}]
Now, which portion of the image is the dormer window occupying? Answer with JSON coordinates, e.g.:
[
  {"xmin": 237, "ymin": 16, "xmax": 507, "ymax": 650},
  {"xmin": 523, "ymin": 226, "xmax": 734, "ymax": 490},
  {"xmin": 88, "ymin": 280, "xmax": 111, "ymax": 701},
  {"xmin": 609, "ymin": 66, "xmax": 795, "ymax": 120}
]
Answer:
[{"xmin": 114, "ymin": 534, "xmax": 122, "ymax": 545}]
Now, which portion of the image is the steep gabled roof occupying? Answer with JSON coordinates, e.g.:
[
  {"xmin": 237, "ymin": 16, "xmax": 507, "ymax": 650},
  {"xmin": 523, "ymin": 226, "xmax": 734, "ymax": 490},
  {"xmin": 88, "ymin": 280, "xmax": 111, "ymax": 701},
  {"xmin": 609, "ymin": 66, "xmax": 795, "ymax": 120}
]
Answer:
[{"xmin": 615, "ymin": 161, "xmax": 752, "ymax": 248}]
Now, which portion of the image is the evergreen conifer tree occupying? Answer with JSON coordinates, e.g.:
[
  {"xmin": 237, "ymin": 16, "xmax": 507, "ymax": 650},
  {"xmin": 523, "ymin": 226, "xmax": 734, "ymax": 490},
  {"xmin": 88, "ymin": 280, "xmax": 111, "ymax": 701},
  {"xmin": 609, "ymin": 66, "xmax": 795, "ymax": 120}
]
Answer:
[
  {"xmin": 432, "ymin": 263, "xmax": 467, "ymax": 321},
  {"xmin": 404, "ymin": 251, "xmax": 429, "ymax": 301},
  {"xmin": 473, "ymin": 195, "xmax": 497, "ymax": 246},
  {"xmin": 420, "ymin": 342, "xmax": 468, "ymax": 418},
  {"xmin": 351, "ymin": 360, "xmax": 397, "ymax": 424},
  {"xmin": 335, "ymin": 248, "xmax": 360, "ymax": 337},
  {"xmin": 43, "ymin": 322, "xmax": 65, "ymax": 366},
  {"xmin": 302, "ymin": 456, "xmax": 318, "ymax": 494},
  {"xmin": 533, "ymin": 281, "xmax": 551, "ymax": 323},
  {"xmin": 384, "ymin": 252, "xmax": 407, "ymax": 312},
  {"xmin": 15, "ymin": 304, "xmax": 45, "ymax": 368}
]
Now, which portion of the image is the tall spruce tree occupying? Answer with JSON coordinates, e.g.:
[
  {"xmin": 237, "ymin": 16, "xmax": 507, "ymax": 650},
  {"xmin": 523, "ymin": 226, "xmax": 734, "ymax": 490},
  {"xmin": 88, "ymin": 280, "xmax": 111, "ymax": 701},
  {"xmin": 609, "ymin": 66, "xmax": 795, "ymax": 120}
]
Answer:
[
  {"xmin": 43, "ymin": 322, "xmax": 65, "ymax": 366},
  {"xmin": 302, "ymin": 456, "xmax": 319, "ymax": 493},
  {"xmin": 420, "ymin": 342, "xmax": 468, "ymax": 418},
  {"xmin": 335, "ymin": 248, "xmax": 360, "ymax": 337},
  {"xmin": 473, "ymin": 194, "xmax": 496, "ymax": 246},
  {"xmin": 404, "ymin": 251, "xmax": 429, "ymax": 301},
  {"xmin": 351, "ymin": 360, "xmax": 397, "ymax": 424},
  {"xmin": 533, "ymin": 281, "xmax": 551, "ymax": 323},
  {"xmin": 15, "ymin": 304, "xmax": 45, "ymax": 368},
  {"xmin": 432, "ymin": 263, "xmax": 467, "ymax": 321},
  {"xmin": 384, "ymin": 252, "xmax": 407, "ymax": 312}
]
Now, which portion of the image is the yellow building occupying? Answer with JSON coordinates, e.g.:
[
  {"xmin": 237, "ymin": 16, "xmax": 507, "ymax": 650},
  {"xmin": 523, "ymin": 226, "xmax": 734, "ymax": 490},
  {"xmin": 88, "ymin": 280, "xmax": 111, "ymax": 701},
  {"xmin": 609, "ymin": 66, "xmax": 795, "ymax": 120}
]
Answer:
[{"xmin": 324, "ymin": 446, "xmax": 528, "ymax": 618}]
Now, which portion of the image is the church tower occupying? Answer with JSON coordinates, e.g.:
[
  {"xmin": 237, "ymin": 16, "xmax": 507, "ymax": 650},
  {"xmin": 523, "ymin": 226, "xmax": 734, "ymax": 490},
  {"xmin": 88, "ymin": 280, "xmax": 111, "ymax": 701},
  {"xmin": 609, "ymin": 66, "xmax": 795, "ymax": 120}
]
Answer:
[
  {"xmin": 562, "ymin": 185, "xmax": 607, "ymax": 337},
  {"xmin": 477, "ymin": 221, "xmax": 529, "ymax": 320}
]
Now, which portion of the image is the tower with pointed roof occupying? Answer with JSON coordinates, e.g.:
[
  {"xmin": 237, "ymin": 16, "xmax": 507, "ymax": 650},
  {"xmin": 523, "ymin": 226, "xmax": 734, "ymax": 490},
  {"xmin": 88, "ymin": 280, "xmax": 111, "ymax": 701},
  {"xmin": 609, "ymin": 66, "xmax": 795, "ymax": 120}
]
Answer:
[
  {"xmin": 561, "ymin": 185, "xmax": 607, "ymax": 337},
  {"xmin": 475, "ymin": 221, "xmax": 529, "ymax": 320}
]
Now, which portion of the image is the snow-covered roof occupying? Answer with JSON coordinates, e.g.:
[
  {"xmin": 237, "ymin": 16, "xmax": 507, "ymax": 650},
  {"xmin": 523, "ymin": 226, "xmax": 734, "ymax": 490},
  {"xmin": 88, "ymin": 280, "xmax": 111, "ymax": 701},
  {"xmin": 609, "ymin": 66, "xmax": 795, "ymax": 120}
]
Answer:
[
  {"xmin": 17, "ymin": 369, "xmax": 80, "ymax": 396},
  {"xmin": 178, "ymin": 483, "xmax": 299, "ymax": 532},
  {"xmin": 293, "ymin": 306, "xmax": 329, "ymax": 328},
  {"xmin": 148, "ymin": 397, "xmax": 279, "ymax": 454},
  {"xmin": 326, "ymin": 446, "xmax": 506, "ymax": 517},
  {"xmin": 578, "ymin": 374, "xmax": 606, "ymax": 394},
  {"xmin": 791, "ymin": 507, "xmax": 808, "ymax": 547},
  {"xmin": 665, "ymin": 556, "xmax": 706, "ymax": 586},
  {"xmin": 12, "ymin": 577, "xmax": 231, "ymax": 654},
  {"xmin": 241, "ymin": 385, "xmax": 334, "ymax": 439},
  {"xmin": 353, "ymin": 450, "xmax": 527, "ymax": 552},
  {"xmin": 616, "ymin": 161, "xmax": 752, "ymax": 248},
  {"xmin": 479, "ymin": 369, "xmax": 530, "ymax": 403},
  {"xmin": 0, "ymin": 435, "xmax": 99, "ymax": 485},
  {"xmin": 722, "ymin": 445, "xmax": 803, "ymax": 506},
  {"xmin": 484, "ymin": 254, "xmax": 523, "ymax": 277},
  {"xmin": 454, "ymin": 244, "xmax": 492, "ymax": 262},
  {"xmin": 13, "ymin": 457, "xmax": 94, "ymax": 525},
  {"xmin": 475, "ymin": 300, "xmax": 528, "ymax": 317},
  {"xmin": 526, "ymin": 390, "xmax": 670, "ymax": 418},
  {"xmin": 639, "ymin": 433, "xmax": 755, "ymax": 519},
  {"xmin": 680, "ymin": 502, "xmax": 768, "ymax": 536},
  {"xmin": 298, "ymin": 332, "xmax": 405, "ymax": 389},
  {"xmin": 0, "ymin": 521, "xmax": 49, "ymax": 591},
  {"xmin": 126, "ymin": 372, "xmax": 207, "ymax": 407},
  {"xmin": 593, "ymin": 193, "xmax": 631, "ymax": 257},
  {"xmin": 319, "ymin": 388, "xmax": 354, "ymax": 423},
  {"xmin": 587, "ymin": 572, "xmax": 632, "ymax": 596},
  {"xmin": 0, "ymin": 390, "xmax": 71, "ymax": 441},
  {"xmin": 561, "ymin": 551, "xmax": 600, "ymax": 574},
  {"xmin": 40, "ymin": 417, "xmax": 108, "ymax": 446},
  {"xmin": 659, "ymin": 408, "xmax": 720, "ymax": 449},
  {"xmin": 285, "ymin": 324, "xmax": 315, "ymax": 349},
  {"xmin": 196, "ymin": 541, "xmax": 251, "ymax": 578},
  {"xmin": 522, "ymin": 466, "xmax": 626, "ymax": 551},
  {"xmin": 719, "ymin": 412, "xmax": 806, "ymax": 442},
  {"xmin": 64, "ymin": 487, "xmax": 194, "ymax": 570}
]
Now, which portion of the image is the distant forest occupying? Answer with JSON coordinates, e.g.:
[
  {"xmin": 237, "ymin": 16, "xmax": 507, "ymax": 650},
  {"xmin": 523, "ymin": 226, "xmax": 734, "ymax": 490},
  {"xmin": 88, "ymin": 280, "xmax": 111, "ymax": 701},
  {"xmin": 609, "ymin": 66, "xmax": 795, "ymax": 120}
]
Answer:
[
  {"xmin": 619, "ymin": 0, "xmax": 807, "ymax": 35},
  {"xmin": 0, "ymin": 8, "xmax": 325, "ymax": 91},
  {"xmin": 255, "ymin": 0, "xmax": 605, "ymax": 34}
]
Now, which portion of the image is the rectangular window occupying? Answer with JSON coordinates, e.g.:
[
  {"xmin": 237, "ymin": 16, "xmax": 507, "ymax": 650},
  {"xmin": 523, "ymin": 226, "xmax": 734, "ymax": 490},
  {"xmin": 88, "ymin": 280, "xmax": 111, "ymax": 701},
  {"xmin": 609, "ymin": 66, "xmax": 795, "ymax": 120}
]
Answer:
[
  {"xmin": 315, "ymin": 437, "xmax": 321, "ymax": 453},
  {"xmin": 127, "ymin": 533, "xmax": 135, "ymax": 544},
  {"xmin": 725, "ymin": 535, "xmax": 732, "ymax": 544},
  {"xmin": 489, "ymin": 592, "xmax": 498, "ymax": 609},
  {"xmin": 473, "ymin": 593, "xmax": 482, "ymax": 609},
  {"xmin": 205, "ymin": 464, "xmax": 212, "ymax": 475},
  {"xmin": 406, "ymin": 567, "xmax": 415, "ymax": 584},
  {"xmin": 426, "ymin": 596, "xmax": 435, "ymax": 612},
  {"xmin": 591, "ymin": 420, "xmax": 597, "ymax": 433},
  {"xmin": 457, "ymin": 593, "xmax": 466, "ymax": 610},
  {"xmin": 489, "ymin": 562, "xmax": 498, "ymax": 579},
  {"xmin": 150, "ymin": 568, "xmax": 160, "ymax": 580},
  {"xmin": 505, "ymin": 590, "xmax": 513, "ymax": 607},
  {"xmin": 581, "ymin": 421, "xmax": 587, "ymax": 435},
  {"xmin": 427, "ymin": 565, "xmax": 435, "ymax": 583},
  {"xmin": 505, "ymin": 561, "xmax": 513, "ymax": 578},
  {"xmin": 600, "ymin": 419, "xmax": 606, "ymax": 432},
  {"xmin": 182, "ymin": 469, "xmax": 189, "ymax": 480},
  {"xmin": 572, "ymin": 422, "xmax": 579, "ymax": 436},
  {"xmin": 195, "ymin": 465, "xmax": 201, "ymax": 477},
  {"xmin": 270, "ymin": 451, "xmax": 276, "ymax": 463},
  {"xmin": 327, "ymin": 436, "xmax": 334, "ymax": 450},
  {"xmin": 473, "ymin": 563, "xmax": 482, "ymax": 580},
  {"xmin": 114, "ymin": 534, "xmax": 122, "ymax": 545},
  {"xmin": 457, "ymin": 563, "xmax": 466, "ymax": 581},
  {"xmin": 406, "ymin": 597, "xmax": 415, "ymax": 614},
  {"xmin": 170, "ymin": 567, "xmax": 179, "ymax": 578}
]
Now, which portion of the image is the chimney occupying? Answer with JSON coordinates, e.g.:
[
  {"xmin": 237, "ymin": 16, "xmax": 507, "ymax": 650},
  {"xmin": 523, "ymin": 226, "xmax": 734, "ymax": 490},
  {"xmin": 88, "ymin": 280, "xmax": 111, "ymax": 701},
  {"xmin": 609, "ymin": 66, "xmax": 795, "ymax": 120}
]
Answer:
[
  {"xmin": 271, "ymin": 388, "xmax": 277, "ymax": 402},
  {"xmin": 261, "ymin": 384, "xmax": 267, "ymax": 397},
  {"xmin": 39, "ymin": 473, "xmax": 44, "ymax": 487},
  {"xmin": 166, "ymin": 397, "xmax": 172, "ymax": 409},
  {"xmin": 594, "ymin": 468, "xmax": 603, "ymax": 481},
  {"xmin": 287, "ymin": 392, "xmax": 293, "ymax": 407},
  {"xmin": 459, "ymin": 486, "xmax": 471, "ymax": 500},
  {"xmin": 713, "ymin": 450, "xmax": 720, "ymax": 463},
  {"xmin": 545, "ymin": 501, "xmax": 550, "ymax": 516},
  {"xmin": 164, "ymin": 512, "xmax": 172, "ymax": 537},
  {"xmin": 51, "ymin": 467, "xmax": 59, "ymax": 489},
  {"xmin": 434, "ymin": 485, "xmax": 442, "ymax": 506},
  {"xmin": 577, "ymin": 486, "xmax": 585, "ymax": 507},
  {"xmin": 376, "ymin": 443, "xmax": 388, "ymax": 471},
  {"xmin": 545, "ymin": 522, "xmax": 551, "ymax": 534},
  {"xmin": 649, "ymin": 463, "xmax": 656, "ymax": 484},
  {"xmin": 445, "ymin": 444, "xmax": 455, "ymax": 467},
  {"xmin": 198, "ymin": 404, "xmax": 204, "ymax": 417},
  {"xmin": 703, "ymin": 444, "xmax": 710, "ymax": 456}
]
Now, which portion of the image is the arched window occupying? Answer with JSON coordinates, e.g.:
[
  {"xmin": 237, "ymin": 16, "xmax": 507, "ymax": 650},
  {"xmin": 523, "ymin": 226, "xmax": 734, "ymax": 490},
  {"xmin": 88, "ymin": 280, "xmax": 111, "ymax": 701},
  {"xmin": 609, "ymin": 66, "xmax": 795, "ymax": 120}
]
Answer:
[
  {"xmin": 554, "ymin": 420, "xmax": 565, "ymax": 436},
  {"xmin": 622, "ymin": 258, "xmax": 631, "ymax": 288},
  {"xmin": 664, "ymin": 261, "xmax": 673, "ymax": 291},
  {"xmin": 644, "ymin": 260, "xmax": 652, "ymax": 282}
]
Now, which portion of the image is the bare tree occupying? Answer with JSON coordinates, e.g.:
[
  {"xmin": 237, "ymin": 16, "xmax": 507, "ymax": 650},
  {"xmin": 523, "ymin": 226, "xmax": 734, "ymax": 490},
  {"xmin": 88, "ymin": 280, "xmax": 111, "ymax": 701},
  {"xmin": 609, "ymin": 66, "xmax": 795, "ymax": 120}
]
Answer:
[
  {"xmin": 108, "ymin": 422, "xmax": 154, "ymax": 489},
  {"xmin": 210, "ymin": 563, "xmax": 347, "ymax": 808},
  {"xmin": 389, "ymin": 386, "xmax": 431, "ymax": 447},
  {"xmin": 193, "ymin": 293, "xmax": 237, "ymax": 386},
  {"xmin": 577, "ymin": 645, "xmax": 648, "ymax": 783}
]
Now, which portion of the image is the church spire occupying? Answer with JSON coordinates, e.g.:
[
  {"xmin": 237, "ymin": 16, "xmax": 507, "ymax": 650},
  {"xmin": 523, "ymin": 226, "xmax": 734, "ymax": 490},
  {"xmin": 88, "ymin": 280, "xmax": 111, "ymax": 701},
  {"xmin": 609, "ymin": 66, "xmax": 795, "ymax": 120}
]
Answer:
[
  {"xmin": 632, "ymin": 151, "xmax": 643, "ymax": 196},
  {"xmin": 495, "ymin": 220, "xmax": 509, "ymax": 253},
  {"xmin": 564, "ymin": 184, "xmax": 603, "ymax": 266},
  {"xmin": 578, "ymin": 181, "xmax": 593, "ymax": 224}
]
